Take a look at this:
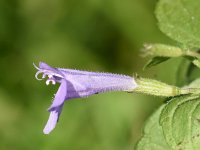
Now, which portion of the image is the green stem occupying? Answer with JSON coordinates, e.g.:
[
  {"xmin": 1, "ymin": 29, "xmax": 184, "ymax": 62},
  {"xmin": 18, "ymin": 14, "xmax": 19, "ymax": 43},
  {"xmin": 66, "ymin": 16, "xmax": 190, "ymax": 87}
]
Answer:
[
  {"xmin": 134, "ymin": 77, "xmax": 200, "ymax": 97},
  {"xmin": 185, "ymin": 50, "xmax": 200, "ymax": 59}
]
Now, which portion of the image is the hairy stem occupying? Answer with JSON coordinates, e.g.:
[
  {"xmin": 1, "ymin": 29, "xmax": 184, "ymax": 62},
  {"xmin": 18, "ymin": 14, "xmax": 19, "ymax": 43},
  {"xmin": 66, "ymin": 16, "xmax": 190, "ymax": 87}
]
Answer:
[{"xmin": 134, "ymin": 77, "xmax": 200, "ymax": 97}]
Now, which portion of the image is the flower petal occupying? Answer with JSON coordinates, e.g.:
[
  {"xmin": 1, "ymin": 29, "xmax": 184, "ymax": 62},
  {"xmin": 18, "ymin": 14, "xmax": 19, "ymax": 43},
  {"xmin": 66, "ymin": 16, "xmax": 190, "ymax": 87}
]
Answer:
[
  {"xmin": 48, "ymin": 79, "xmax": 67, "ymax": 111},
  {"xmin": 39, "ymin": 62, "xmax": 62, "ymax": 75},
  {"xmin": 43, "ymin": 105, "xmax": 63, "ymax": 134}
]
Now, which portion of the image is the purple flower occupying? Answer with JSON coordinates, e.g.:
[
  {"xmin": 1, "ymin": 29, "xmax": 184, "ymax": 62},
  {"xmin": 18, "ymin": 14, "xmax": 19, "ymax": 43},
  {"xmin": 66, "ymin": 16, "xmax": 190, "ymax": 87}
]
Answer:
[{"xmin": 34, "ymin": 62, "xmax": 137, "ymax": 134}]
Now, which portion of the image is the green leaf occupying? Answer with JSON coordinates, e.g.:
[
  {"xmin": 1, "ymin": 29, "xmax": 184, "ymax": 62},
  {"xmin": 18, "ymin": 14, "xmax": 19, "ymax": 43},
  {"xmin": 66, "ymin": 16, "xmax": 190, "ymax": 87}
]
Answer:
[
  {"xmin": 137, "ymin": 79, "xmax": 200, "ymax": 149},
  {"xmin": 143, "ymin": 56, "xmax": 169, "ymax": 69},
  {"xmin": 156, "ymin": 0, "xmax": 200, "ymax": 48},
  {"xmin": 160, "ymin": 94, "xmax": 200, "ymax": 149},
  {"xmin": 192, "ymin": 59, "xmax": 200, "ymax": 69},
  {"xmin": 176, "ymin": 57, "xmax": 200, "ymax": 87},
  {"xmin": 187, "ymin": 78, "xmax": 200, "ymax": 88},
  {"xmin": 136, "ymin": 105, "xmax": 172, "ymax": 150},
  {"xmin": 176, "ymin": 59, "xmax": 191, "ymax": 86},
  {"xmin": 160, "ymin": 78, "xmax": 200, "ymax": 149}
]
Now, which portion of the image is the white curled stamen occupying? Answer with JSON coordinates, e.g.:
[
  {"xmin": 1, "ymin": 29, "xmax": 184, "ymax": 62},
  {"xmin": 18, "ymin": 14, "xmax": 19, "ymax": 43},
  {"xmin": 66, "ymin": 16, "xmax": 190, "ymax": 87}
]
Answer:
[
  {"xmin": 46, "ymin": 80, "xmax": 50, "ymax": 85},
  {"xmin": 34, "ymin": 63, "xmax": 44, "ymax": 80},
  {"xmin": 35, "ymin": 71, "xmax": 44, "ymax": 80},
  {"xmin": 42, "ymin": 74, "xmax": 47, "ymax": 79},
  {"xmin": 46, "ymin": 79, "xmax": 56, "ymax": 85},
  {"xmin": 33, "ymin": 62, "xmax": 41, "ymax": 70},
  {"xmin": 34, "ymin": 62, "xmax": 63, "ymax": 85},
  {"xmin": 48, "ymin": 74, "xmax": 53, "ymax": 78},
  {"xmin": 45, "ymin": 74, "xmax": 56, "ymax": 85},
  {"xmin": 52, "ymin": 80, "xmax": 56, "ymax": 85}
]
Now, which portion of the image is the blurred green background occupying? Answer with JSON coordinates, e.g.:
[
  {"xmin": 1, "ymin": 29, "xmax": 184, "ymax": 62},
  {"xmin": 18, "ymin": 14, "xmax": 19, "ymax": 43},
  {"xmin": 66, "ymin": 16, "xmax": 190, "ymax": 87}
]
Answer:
[{"xmin": 0, "ymin": 0, "xmax": 180, "ymax": 149}]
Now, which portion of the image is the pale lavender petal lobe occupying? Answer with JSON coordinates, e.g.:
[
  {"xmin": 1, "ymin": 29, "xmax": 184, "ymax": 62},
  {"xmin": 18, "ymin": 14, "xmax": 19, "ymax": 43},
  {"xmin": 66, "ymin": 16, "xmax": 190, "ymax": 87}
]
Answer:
[
  {"xmin": 43, "ymin": 111, "xmax": 58, "ymax": 134},
  {"xmin": 48, "ymin": 80, "xmax": 67, "ymax": 111},
  {"xmin": 43, "ymin": 105, "xmax": 63, "ymax": 134}
]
